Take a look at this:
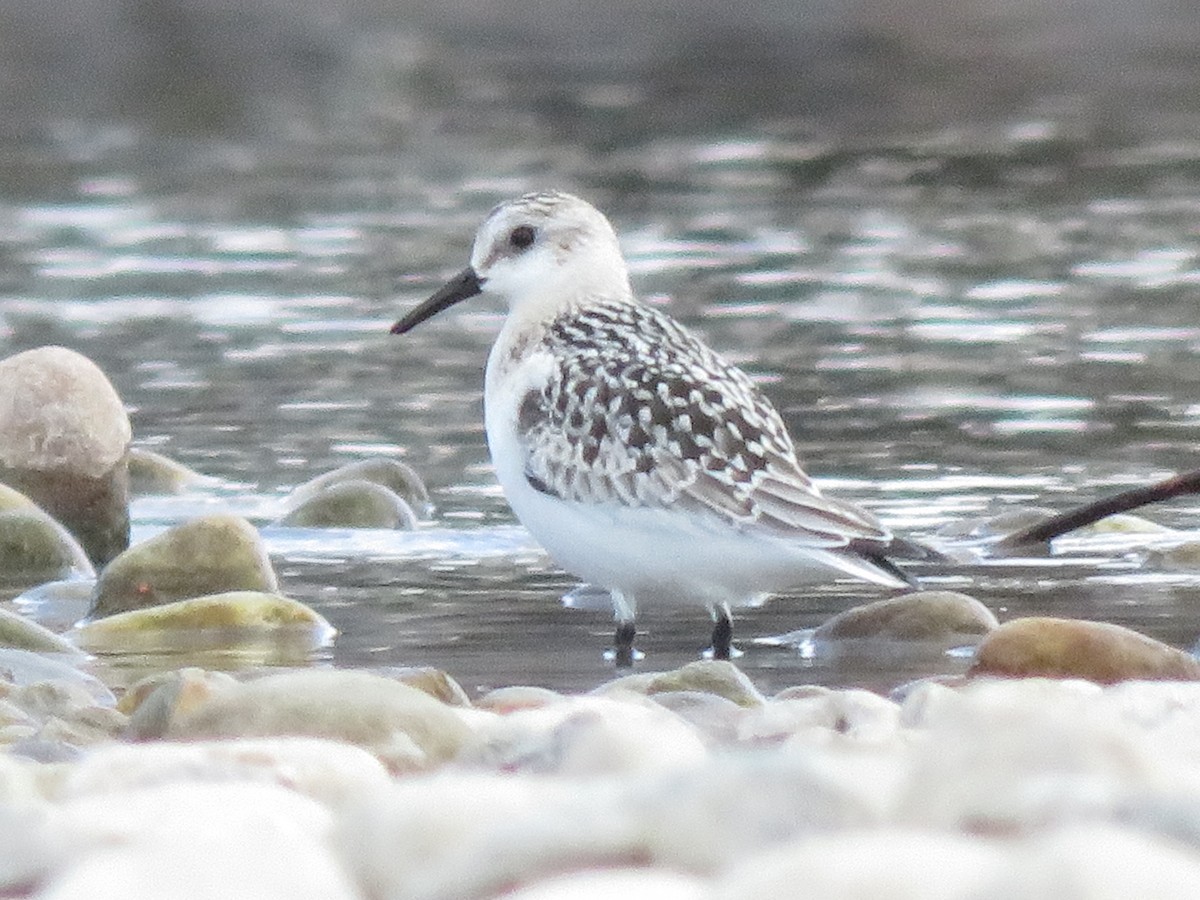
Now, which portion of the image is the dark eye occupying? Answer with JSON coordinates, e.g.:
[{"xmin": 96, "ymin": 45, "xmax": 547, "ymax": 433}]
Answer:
[{"xmin": 508, "ymin": 225, "xmax": 537, "ymax": 250}]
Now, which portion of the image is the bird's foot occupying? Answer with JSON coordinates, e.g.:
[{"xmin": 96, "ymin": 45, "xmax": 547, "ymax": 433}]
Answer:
[
  {"xmin": 606, "ymin": 621, "xmax": 641, "ymax": 668},
  {"xmin": 702, "ymin": 643, "xmax": 744, "ymax": 661}
]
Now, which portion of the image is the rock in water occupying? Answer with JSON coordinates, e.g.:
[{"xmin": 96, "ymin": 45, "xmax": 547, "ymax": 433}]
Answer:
[
  {"xmin": 814, "ymin": 591, "xmax": 998, "ymax": 643},
  {"xmin": 282, "ymin": 458, "xmax": 430, "ymax": 515},
  {"xmin": 276, "ymin": 479, "xmax": 418, "ymax": 529},
  {"xmin": 127, "ymin": 448, "xmax": 215, "ymax": 495},
  {"xmin": 72, "ymin": 591, "xmax": 335, "ymax": 654},
  {"xmin": 0, "ymin": 347, "xmax": 132, "ymax": 565},
  {"xmin": 89, "ymin": 515, "xmax": 278, "ymax": 618},
  {"xmin": 970, "ymin": 617, "xmax": 1200, "ymax": 683}
]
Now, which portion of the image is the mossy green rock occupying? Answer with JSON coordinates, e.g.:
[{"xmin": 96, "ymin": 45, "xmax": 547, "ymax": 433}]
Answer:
[
  {"xmin": 277, "ymin": 479, "xmax": 418, "ymax": 529},
  {"xmin": 814, "ymin": 591, "xmax": 998, "ymax": 643},
  {"xmin": 0, "ymin": 607, "xmax": 80, "ymax": 655},
  {"xmin": 89, "ymin": 514, "xmax": 278, "ymax": 618},
  {"xmin": 0, "ymin": 508, "xmax": 95, "ymax": 585},
  {"xmin": 74, "ymin": 591, "xmax": 335, "ymax": 653},
  {"xmin": 0, "ymin": 346, "xmax": 132, "ymax": 565},
  {"xmin": 284, "ymin": 458, "xmax": 430, "ymax": 514},
  {"xmin": 128, "ymin": 448, "xmax": 214, "ymax": 496},
  {"xmin": 970, "ymin": 616, "xmax": 1200, "ymax": 684}
]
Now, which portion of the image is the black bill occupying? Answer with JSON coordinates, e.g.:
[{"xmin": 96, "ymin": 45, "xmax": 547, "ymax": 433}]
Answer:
[{"xmin": 391, "ymin": 267, "xmax": 483, "ymax": 335}]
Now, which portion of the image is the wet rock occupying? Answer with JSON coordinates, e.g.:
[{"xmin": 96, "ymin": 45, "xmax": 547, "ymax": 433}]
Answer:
[
  {"xmin": 0, "ymin": 508, "xmax": 95, "ymax": 588},
  {"xmin": 814, "ymin": 590, "xmax": 998, "ymax": 643},
  {"xmin": 72, "ymin": 591, "xmax": 335, "ymax": 654},
  {"xmin": 713, "ymin": 830, "xmax": 1002, "ymax": 900},
  {"xmin": 276, "ymin": 479, "xmax": 418, "ymax": 529},
  {"xmin": 0, "ymin": 346, "xmax": 131, "ymax": 565},
  {"xmin": 283, "ymin": 457, "xmax": 430, "ymax": 515},
  {"xmin": 41, "ymin": 782, "xmax": 357, "ymax": 900},
  {"xmin": 164, "ymin": 669, "xmax": 478, "ymax": 773},
  {"xmin": 464, "ymin": 694, "xmax": 708, "ymax": 775},
  {"xmin": 970, "ymin": 616, "xmax": 1200, "ymax": 683},
  {"xmin": 127, "ymin": 447, "xmax": 214, "ymax": 495},
  {"xmin": 0, "ymin": 650, "xmax": 114, "ymax": 705},
  {"xmin": 11, "ymin": 579, "xmax": 96, "ymax": 633},
  {"xmin": 89, "ymin": 514, "xmax": 278, "ymax": 618},
  {"xmin": 598, "ymin": 659, "xmax": 766, "ymax": 708},
  {"xmin": 0, "ymin": 607, "xmax": 81, "ymax": 656},
  {"xmin": 59, "ymin": 737, "xmax": 391, "ymax": 810}
]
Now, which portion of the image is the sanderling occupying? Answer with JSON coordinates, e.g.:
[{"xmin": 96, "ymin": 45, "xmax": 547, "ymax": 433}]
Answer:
[{"xmin": 393, "ymin": 191, "xmax": 911, "ymax": 665}]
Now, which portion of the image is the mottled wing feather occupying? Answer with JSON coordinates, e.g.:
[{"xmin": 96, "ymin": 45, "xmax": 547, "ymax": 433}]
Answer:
[{"xmin": 517, "ymin": 300, "xmax": 892, "ymax": 550}]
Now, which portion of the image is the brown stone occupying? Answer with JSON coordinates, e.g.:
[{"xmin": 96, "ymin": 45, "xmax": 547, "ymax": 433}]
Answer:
[{"xmin": 970, "ymin": 617, "xmax": 1200, "ymax": 684}]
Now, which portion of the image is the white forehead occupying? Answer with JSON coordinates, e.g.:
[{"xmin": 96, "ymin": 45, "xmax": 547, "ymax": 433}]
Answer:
[{"xmin": 473, "ymin": 191, "xmax": 616, "ymax": 255}]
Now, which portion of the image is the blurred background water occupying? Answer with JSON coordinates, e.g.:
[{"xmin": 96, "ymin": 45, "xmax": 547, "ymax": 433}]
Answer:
[{"xmin": 3, "ymin": 0, "xmax": 1200, "ymax": 694}]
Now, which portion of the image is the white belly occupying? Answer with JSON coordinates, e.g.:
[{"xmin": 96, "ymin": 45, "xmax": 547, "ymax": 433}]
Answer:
[{"xmin": 482, "ymin": 336, "xmax": 892, "ymax": 612}]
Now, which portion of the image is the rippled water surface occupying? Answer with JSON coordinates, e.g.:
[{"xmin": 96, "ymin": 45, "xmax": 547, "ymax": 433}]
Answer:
[{"xmin": 4, "ymin": 70, "xmax": 1200, "ymax": 694}]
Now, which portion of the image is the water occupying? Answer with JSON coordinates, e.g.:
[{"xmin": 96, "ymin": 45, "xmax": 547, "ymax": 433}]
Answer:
[{"xmin": 4, "ymin": 34, "xmax": 1200, "ymax": 696}]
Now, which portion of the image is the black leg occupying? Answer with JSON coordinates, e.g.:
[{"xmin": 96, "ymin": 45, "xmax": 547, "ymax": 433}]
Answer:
[
  {"xmin": 711, "ymin": 609, "xmax": 733, "ymax": 660},
  {"xmin": 614, "ymin": 620, "xmax": 637, "ymax": 668}
]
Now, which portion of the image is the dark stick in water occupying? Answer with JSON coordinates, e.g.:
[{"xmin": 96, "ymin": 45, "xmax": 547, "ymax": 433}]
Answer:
[{"xmin": 998, "ymin": 468, "xmax": 1200, "ymax": 549}]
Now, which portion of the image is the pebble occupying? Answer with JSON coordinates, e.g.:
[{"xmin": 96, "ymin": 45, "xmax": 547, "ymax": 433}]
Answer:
[
  {"xmin": 977, "ymin": 823, "xmax": 1200, "ymax": 899},
  {"xmin": 38, "ymin": 782, "xmax": 358, "ymax": 900},
  {"xmin": 58, "ymin": 737, "xmax": 391, "ymax": 810},
  {"xmin": 464, "ymin": 693, "xmax": 708, "ymax": 775},
  {"xmin": 598, "ymin": 659, "xmax": 766, "ymax": 707},
  {"xmin": 0, "ymin": 346, "xmax": 131, "ymax": 565},
  {"xmin": 0, "ymin": 608, "xmax": 83, "ymax": 657},
  {"xmin": 282, "ymin": 457, "xmax": 431, "ymax": 516},
  {"xmin": 276, "ymin": 479, "xmax": 418, "ymax": 529},
  {"xmin": 0, "ymin": 510, "xmax": 95, "ymax": 589},
  {"xmin": 162, "ymin": 668, "xmax": 479, "ymax": 773},
  {"xmin": 813, "ymin": 590, "xmax": 998, "ymax": 643},
  {"xmin": 712, "ymin": 829, "xmax": 1004, "ymax": 900},
  {"xmin": 89, "ymin": 514, "xmax": 279, "ymax": 618},
  {"xmin": 0, "ymin": 650, "xmax": 114, "ymax": 705},
  {"xmin": 970, "ymin": 616, "xmax": 1200, "ymax": 683},
  {"xmin": 1, "ymin": 655, "xmax": 1200, "ymax": 897},
  {"xmin": 127, "ymin": 448, "xmax": 215, "ymax": 496},
  {"xmin": 71, "ymin": 591, "xmax": 335, "ymax": 653},
  {"xmin": 121, "ymin": 668, "xmax": 238, "ymax": 739}
]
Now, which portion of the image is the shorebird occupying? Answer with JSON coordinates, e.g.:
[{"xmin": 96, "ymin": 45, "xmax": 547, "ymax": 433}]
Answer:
[{"xmin": 392, "ymin": 191, "xmax": 911, "ymax": 664}]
